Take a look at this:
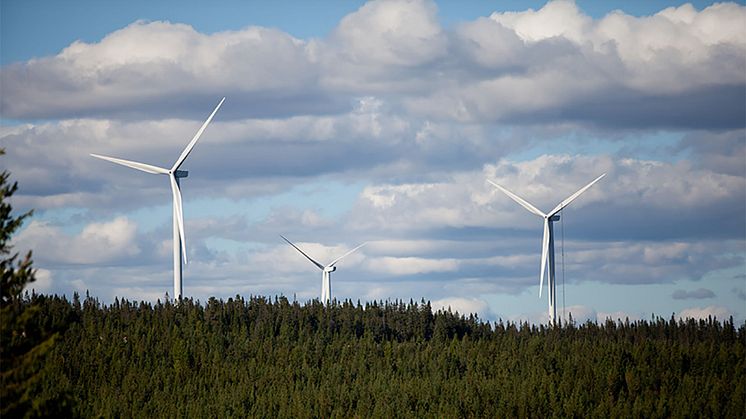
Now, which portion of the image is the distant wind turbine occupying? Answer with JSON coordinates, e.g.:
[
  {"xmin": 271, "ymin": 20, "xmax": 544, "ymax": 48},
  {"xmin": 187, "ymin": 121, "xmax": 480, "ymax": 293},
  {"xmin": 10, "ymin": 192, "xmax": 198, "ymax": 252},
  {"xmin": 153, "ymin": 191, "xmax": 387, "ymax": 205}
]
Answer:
[
  {"xmin": 280, "ymin": 235, "xmax": 366, "ymax": 304},
  {"xmin": 90, "ymin": 97, "xmax": 225, "ymax": 301},
  {"xmin": 487, "ymin": 173, "xmax": 605, "ymax": 324}
]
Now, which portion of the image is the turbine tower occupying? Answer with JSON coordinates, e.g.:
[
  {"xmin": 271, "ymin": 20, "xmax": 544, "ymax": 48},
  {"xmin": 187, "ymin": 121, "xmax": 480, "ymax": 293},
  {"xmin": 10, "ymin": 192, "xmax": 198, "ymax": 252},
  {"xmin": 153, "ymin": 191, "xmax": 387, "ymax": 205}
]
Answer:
[
  {"xmin": 90, "ymin": 97, "xmax": 225, "ymax": 301},
  {"xmin": 488, "ymin": 173, "xmax": 605, "ymax": 324},
  {"xmin": 280, "ymin": 235, "xmax": 366, "ymax": 304}
]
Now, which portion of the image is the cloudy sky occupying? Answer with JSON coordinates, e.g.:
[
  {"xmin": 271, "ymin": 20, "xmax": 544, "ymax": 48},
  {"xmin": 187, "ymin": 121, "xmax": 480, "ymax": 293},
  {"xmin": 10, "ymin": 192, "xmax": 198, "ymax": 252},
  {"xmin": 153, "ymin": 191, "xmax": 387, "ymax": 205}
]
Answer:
[{"xmin": 2, "ymin": 0, "xmax": 745, "ymax": 323}]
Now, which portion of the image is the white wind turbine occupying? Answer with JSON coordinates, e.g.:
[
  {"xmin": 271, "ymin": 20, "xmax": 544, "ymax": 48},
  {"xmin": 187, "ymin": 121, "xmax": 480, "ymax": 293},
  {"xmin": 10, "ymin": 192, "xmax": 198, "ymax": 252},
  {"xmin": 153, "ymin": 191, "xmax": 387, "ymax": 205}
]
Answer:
[
  {"xmin": 280, "ymin": 235, "xmax": 367, "ymax": 304},
  {"xmin": 90, "ymin": 97, "xmax": 225, "ymax": 301},
  {"xmin": 488, "ymin": 173, "xmax": 605, "ymax": 324}
]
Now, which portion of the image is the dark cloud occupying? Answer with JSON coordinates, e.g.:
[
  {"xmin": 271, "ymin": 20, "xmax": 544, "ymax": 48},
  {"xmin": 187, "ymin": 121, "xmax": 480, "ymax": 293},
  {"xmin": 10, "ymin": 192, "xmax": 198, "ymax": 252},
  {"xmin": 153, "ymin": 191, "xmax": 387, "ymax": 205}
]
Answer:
[
  {"xmin": 672, "ymin": 288, "xmax": 716, "ymax": 300},
  {"xmin": 559, "ymin": 84, "xmax": 746, "ymax": 130},
  {"xmin": 677, "ymin": 130, "xmax": 746, "ymax": 176}
]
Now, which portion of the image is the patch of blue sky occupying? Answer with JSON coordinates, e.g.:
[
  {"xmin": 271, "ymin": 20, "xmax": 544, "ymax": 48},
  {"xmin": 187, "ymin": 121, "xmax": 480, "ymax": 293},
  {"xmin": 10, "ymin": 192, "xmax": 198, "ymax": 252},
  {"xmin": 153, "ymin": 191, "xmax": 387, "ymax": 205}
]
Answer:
[
  {"xmin": 28, "ymin": 204, "xmax": 172, "ymax": 235},
  {"xmin": 27, "ymin": 178, "xmax": 364, "ymax": 239},
  {"xmin": 484, "ymin": 271, "xmax": 746, "ymax": 324},
  {"xmin": 506, "ymin": 130, "xmax": 688, "ymax": 163},
  {"xmin": 185, "ymin": 179, "xmax": 365, "ymax": 222}
]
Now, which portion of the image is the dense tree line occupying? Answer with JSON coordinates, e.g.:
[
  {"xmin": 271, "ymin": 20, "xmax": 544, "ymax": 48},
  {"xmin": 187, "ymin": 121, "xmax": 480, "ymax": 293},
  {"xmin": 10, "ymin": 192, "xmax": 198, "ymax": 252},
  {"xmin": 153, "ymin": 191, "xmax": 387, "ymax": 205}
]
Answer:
[{"xmin": 5, "ymin": 293, "xmax": 744, "ymax": 418}]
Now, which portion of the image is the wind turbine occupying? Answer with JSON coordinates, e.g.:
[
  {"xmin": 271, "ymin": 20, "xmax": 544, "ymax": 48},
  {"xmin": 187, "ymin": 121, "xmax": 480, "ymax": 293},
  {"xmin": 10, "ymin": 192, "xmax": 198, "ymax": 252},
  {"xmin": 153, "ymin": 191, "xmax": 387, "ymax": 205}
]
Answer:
[
  {"xmin": 487, "ymin": 173, "xmax": 605, "ymax": 324},
  {"xmin": 90, "ymin": 97, "xmax": 225, "ymax": 301},
  {"xmin": 280, "ymin": 235, "xmax": 367, "ymax": 304}
]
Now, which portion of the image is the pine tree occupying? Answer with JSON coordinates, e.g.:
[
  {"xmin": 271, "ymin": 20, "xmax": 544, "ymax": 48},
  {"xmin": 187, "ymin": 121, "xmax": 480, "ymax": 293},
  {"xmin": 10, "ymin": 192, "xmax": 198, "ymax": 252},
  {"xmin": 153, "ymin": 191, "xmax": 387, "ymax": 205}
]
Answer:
[{"xmin": 0, "ymin": 149, "xmax": 73, "ymax": 417}]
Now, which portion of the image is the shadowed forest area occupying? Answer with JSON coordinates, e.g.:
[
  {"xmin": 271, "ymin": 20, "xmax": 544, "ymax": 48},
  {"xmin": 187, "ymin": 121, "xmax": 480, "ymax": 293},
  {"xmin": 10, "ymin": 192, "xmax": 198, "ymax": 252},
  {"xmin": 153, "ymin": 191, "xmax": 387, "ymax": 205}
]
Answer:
[{"xmin": 4, "ymin": 293, "xmax": 745, "ymax": 417}]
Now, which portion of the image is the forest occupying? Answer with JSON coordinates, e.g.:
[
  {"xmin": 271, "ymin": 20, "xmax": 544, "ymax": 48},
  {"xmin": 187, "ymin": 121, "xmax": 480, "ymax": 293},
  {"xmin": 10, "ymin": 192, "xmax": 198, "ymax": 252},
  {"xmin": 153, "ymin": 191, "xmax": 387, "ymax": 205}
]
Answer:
[{"xmin": 3, "ymin": 292, "xmax": 745, "ymax": 418}]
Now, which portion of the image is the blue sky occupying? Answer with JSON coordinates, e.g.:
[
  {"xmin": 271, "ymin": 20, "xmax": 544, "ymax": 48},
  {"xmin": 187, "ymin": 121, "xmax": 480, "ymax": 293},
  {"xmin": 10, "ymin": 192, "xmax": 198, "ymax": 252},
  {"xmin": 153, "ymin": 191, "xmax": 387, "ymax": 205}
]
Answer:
[{"xmin": 2, "ymin": 0, "xmax": 745, "ymax": 323}]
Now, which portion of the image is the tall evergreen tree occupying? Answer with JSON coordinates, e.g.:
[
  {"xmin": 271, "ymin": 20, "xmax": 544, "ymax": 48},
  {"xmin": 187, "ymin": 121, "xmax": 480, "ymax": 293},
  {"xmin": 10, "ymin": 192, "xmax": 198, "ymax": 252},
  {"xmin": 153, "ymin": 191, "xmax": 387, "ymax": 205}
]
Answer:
[{"xmin": 0, "ymin": 149, "xmax": 73, "ymax": 417}]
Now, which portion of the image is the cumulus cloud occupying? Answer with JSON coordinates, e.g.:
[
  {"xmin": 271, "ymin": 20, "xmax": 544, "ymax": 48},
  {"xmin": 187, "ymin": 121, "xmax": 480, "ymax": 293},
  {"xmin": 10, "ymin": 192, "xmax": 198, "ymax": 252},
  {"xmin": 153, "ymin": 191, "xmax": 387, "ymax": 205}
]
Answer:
[
  {"xmin": 596, "ymin": 309, "xmax": 640, "ymax": 323},
  {"xmin": 367, "ymin": 256, "xmax": 459, "ymax": 276},
  {"xmin": 348, "ymin": 154, "xmax": 746, "ymax": 241},
  {"xmin": 14, "ymin": 217, "xmax": 140, "ymax": 265},
  {"xmin": 1, "ymin": 21, "xmax": 325, "ymax": 119},
  {"xmin": 672, "ymin": 288, "xmax": 716, "ymax": 300},
  {"xmin": 678, "ymin": 305, "xmax": 732, "ymax": 320},
  {"xmin": 327, "ymin": 0, "xmax": 445, "ymax": 68},
  {"xmin": 426, "ymin": 1, "xmax": 746, "ymax": 127},
  {"xmin": 2, "ymin": 1, "xmax": 744, "ymax": 129},
  {"xmin": 24, "ymin": 268, "xmax": 54, "ymax": 294},
  {"xmin": 432, "ymin": 296, "xmax": 494, "ymax": 319}
]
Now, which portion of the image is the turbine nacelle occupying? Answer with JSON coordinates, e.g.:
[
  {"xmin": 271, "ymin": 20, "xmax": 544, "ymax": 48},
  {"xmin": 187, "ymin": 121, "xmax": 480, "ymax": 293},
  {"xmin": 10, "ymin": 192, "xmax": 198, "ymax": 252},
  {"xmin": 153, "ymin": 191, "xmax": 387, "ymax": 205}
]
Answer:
[
  {"xmin": 172, "ymin": 170, "xmax": 188, "ymax": 178},
  {"xmin": 324, "ymin": 266, "xmax": 337, "ymax": 273}
]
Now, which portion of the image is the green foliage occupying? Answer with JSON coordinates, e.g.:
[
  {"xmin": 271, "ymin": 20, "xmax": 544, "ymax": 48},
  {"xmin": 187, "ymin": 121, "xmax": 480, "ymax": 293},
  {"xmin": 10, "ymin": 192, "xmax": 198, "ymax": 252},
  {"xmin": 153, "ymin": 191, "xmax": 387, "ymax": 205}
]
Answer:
[
  {"xmin": 0, "ymin": 148, "xmax": 34, "ymax": 305},
  {"xmin": 1, "ymin": 150, "xmax": 73, "ymax": 417},
  {"xmin": 14, "ymin": 294, "xmax": 746, "ymax": 418}
]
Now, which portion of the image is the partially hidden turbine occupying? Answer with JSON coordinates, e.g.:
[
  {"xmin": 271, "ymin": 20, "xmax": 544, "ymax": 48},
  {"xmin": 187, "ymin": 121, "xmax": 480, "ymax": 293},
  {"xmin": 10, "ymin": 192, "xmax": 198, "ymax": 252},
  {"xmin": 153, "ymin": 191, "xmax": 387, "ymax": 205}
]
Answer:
[
  {"xmin": 488, "ymin": 173, "xmax": 605, "ymax": 324},
  {"xmin": 280, "ymin": 235, "xmax": 367, "ymax": 304},
  {"xmin": 90, "ymin": 97, "xmax": 225, "ymax": 301}
]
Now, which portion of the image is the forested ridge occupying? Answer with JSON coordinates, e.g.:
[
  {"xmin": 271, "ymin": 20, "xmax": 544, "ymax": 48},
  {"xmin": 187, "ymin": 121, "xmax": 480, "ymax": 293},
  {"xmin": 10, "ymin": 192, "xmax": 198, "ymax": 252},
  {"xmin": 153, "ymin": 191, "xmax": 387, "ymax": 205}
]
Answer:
[{"xmin": 5, "ymin": 293, "xmax": 745, "ymax": 418}]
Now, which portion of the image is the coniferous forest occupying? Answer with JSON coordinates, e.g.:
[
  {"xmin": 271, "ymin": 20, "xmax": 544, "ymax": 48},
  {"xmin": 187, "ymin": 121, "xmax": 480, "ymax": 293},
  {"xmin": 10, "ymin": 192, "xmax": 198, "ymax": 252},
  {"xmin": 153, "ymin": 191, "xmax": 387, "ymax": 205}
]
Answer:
[{"xmin": 4, "ymin": 292, "xmax": 746, "ymax": 418}]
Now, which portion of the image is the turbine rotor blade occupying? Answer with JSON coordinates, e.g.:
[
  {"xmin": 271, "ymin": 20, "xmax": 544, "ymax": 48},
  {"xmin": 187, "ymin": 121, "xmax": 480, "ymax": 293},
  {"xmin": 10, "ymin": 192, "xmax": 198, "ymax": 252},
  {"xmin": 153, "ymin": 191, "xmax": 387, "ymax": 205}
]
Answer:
[
  {"xmin": 487, "ymin": 179, "xmax": 545, "ymax": 217},
  {"xmin": 539, "ymin": 218, "xmax": 550, "ymax": 298},
  {"xmin": 548, "ymin": 173, "xmax": 606, "ymax": 217},
  {"xmin": 280, "ymin": 235, "xmax": 324, "ymax": 270},
  {"xmin": 171, "ymin": 97, "xmax": 225, "ymax": 172},
  {"xmin": 170, "ymin": 174, "xmax": 187, "ymax": 264},
  {"xmin": 328, "ymin": 242, "xmax": 367, "ymax": 268},
  {"xmin": 90, "ymin": 153, "xmax": 169, "ymax": 175}
]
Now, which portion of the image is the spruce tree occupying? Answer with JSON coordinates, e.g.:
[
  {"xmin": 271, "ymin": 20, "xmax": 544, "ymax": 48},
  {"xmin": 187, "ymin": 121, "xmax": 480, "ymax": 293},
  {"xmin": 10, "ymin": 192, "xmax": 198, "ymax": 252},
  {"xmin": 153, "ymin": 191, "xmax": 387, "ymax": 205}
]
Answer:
[{"xmin": 0, "ymin": 149, "xmax": 73, "ymax": 417}]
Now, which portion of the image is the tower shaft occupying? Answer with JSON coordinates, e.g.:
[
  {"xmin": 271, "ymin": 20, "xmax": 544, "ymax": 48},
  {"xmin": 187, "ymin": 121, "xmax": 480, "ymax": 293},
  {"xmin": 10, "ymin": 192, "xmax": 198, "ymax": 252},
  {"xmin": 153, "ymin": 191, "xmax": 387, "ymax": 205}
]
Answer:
[
  {"xmin": 321, "ymin": 271, "xmax": 332, "ymax": 304},
  {"xmin": 547, "ymin": 215, "xmax": 560, "ymax": 325},
  {"xmin": 173, "ymin": 177, "xmax": 183, "ymax": 302}
]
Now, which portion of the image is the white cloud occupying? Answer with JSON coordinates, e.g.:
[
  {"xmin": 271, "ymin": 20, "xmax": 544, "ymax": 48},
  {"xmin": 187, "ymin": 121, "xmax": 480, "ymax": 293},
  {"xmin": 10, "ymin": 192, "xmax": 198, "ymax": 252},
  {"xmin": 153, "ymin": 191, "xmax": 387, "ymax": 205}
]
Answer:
[
  {"xmin": 432, "ymin": 296, "xmax": 493, "ymax": 319},
  {"xmin": 367, "ymin": 256, "xmax": 459, "ymax": 275},
  {"xmin": 328, "ymin": 0, "xmax": 445, "ymax": 68},
  {"xmin": 678, "ymin": 305, "xmax": 732, "ymax": 320},
  {"xmin": 672, "ymin": 288, "xmax": 716, "ymax": 300},
  {"xmin": 595, "ymin": 309, "xmax": 640, "ymax": 323},
  {"xmin": 347, "ymin": 154, "xmax": 745, "ymax": 238},
  {"xmin": 2, "ymin": 1, "xmax": 742, "ymax": 128},
  {"xmin": 25, "ymin": 268, "xmax": 53, "ymax": 294},
  {"xmin": 489, "ymin": 0, "xmax": 592, "ymax": 44},
  {"xmin": 2, "ymin": 21, "xmax": 316, "ymax": 119},
  {"xmin": 14, "ymin": 217, "xmax": 140, "ymax": 265}
]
